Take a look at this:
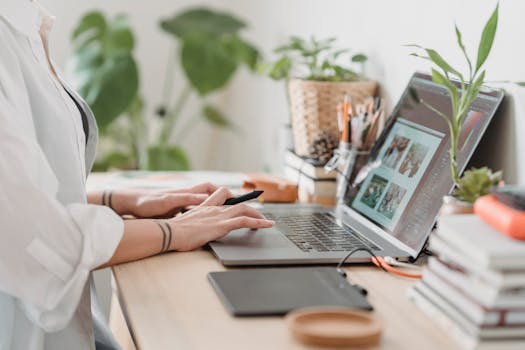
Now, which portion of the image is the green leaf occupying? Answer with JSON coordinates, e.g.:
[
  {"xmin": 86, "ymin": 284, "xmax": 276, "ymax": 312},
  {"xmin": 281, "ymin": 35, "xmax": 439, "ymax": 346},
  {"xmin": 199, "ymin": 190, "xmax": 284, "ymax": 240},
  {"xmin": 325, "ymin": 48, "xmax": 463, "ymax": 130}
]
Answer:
[
  {"xmin": 67, "ymin": 44, "xmax": 104, "ymax": 87},
  {"xmin": 147, "ymin": 146, "xmax": 190, "ymax": 170},
  {"xmin": 202, "ymin": 104, "xmax": 233, "ymax": 128},
  {"xmin": 268, "ymin": 56, "xmax": 292, "ymax": 80},
  {"xmin": 275, "ymin": 36, "xmax": 306, "ymax": 53},
  {"xmin": 454, "ymin": 24, "xmax": 473, "ymax": 76},
  {"xmin": 180, "ymin": 34, "xmax": 237, "ymax": 95},
  {"xmin": 431, "ymin": 68, "xmax": 458, "ymax": 115},
  {"xmin": 67, "ymin": 12, "xmax": 139, "ymax": 132},
  {"xmin": 472, "ymin": 70, "xmax": 486, "ymax": 93},
  {"xmin": 351, "ymin": 53, "xmax": 368, "ymax": 63},
  {"xmin": 160, "ymin": 8, "xmax": 246, "ymax": 38},
  {"xmin": 431, "ymin": 68, "xmax": 448, "ymax": 85},
  {"xmin": 409, "ymin": 52, "xmax": 431, "ymax": 61},
  {"xmin": 458, "ymin": 70, "xmax": 485, "ymax": 125},
  {"xmin": 516, "ymin": 82, "xmax": 525, "ymax": 87},
  {"xmin": 222, "ymin": 35, "xmax": 260, "ymax": 70},
  {"xmin": 106, "ymin": 14, "xmax": 134, "ymax": 56},
  {"xmin": 476, "ymin": 3, "xmax": 499, "ymax": 72},
  {"xmin": 84, "ymin": 56, "xmax": 139, "ymax": 131},
  {"xmin": 72, "ymin": 11, "xmax": 106, "ymax": 44},
  {"xmin": 426, "ymin": 48, "xmax": 462, "ymax": 79}
]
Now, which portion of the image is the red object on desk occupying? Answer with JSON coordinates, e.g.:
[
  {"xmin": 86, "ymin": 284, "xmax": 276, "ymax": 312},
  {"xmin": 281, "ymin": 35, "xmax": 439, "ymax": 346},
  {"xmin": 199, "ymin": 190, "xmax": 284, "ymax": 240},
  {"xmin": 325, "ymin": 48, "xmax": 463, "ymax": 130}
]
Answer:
[{"xmin": 474, "ymin": 195, "xmax": 525, "ymax": 240}]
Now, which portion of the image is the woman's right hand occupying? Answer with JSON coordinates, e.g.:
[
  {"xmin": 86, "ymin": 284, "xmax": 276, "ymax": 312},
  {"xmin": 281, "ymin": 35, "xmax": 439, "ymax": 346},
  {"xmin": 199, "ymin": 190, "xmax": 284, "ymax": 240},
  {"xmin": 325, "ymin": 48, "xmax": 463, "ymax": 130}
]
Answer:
[{"xmin": 167, "ymin": 187, "xmax": 274, "ymax": 252}]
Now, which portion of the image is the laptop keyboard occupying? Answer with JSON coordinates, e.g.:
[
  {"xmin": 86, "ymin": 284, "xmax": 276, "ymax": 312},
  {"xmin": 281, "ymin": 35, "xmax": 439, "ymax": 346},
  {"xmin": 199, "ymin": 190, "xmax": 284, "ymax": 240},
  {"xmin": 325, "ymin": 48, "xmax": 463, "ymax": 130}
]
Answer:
[{"xmin": 264, "ymin": 212, "xmax": 380, "ymax": 253}]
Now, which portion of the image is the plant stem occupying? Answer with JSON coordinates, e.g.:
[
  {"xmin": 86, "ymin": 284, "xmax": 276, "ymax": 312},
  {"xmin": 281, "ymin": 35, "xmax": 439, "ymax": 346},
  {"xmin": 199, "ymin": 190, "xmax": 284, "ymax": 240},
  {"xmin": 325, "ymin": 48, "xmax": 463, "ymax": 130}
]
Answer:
[
  {"xmin": 126, "ymin": 98, "xmax": 149, "ymax": 169},
  {"xmin": 449, "ymin": 121, "xmax": 460, "ymax": 184},
  {"xmin": 160, "ymin": 44, "xmax": 177, "ymax": 109},
  {"xmin": 158, "ymin": 85, "xmax": 192, "ymax": 147},
  {"xmin": 173, "ymin": 110, "xmax": 200, "ymax": 144}
]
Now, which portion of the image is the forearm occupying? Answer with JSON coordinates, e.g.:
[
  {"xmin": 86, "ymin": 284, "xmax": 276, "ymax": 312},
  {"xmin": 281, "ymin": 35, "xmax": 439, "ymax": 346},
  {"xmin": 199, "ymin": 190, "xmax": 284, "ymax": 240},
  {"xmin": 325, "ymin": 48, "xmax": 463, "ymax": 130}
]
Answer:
[{"xmin": 98, "ymin": 219, "xmax": 171, "ymax": 268}]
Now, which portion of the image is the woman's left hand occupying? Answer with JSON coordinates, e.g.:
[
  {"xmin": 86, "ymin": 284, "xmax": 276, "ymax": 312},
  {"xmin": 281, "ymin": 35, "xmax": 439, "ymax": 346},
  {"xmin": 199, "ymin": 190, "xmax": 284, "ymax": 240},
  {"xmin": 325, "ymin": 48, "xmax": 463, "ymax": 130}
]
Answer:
[{"xmin": 101, "ymin": 182, "xmax": 218, "ymax": 218}]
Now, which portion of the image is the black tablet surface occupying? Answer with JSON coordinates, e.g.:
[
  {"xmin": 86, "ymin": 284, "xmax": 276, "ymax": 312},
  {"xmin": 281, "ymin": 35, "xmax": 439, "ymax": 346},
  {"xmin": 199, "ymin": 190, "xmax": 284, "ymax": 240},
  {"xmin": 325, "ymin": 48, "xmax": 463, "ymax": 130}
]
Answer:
[{"xmin": 208, "ymin": 267, "xmax": 372, "ymax": 316}]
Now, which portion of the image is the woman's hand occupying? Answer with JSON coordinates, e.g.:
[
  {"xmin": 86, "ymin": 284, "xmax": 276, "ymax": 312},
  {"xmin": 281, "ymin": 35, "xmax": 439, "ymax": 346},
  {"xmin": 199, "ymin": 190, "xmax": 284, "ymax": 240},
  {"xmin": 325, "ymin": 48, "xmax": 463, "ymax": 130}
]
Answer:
[
  {"xmin": 100, "ymin": 186, "xmax": 274, "ymax": 267},
  {"xmin": 88, "ymin": 182, "xmax": 218, "ymax": 218},
  {"xmin": 168, "ymin": 187, "xmax": 274, "ymax": 252}
]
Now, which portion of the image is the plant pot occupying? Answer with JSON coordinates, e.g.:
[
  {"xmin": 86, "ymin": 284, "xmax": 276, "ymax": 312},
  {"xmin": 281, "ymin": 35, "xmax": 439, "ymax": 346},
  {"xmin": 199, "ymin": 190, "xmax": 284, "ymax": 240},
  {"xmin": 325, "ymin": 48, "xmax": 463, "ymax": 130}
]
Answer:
[
  {"xmin": 287, "ymin": 78, "xmax": 378, "ymax": 157},
  {"xmin": 439, "ymin": 195, "xmax": 474, "ymax": 216}
]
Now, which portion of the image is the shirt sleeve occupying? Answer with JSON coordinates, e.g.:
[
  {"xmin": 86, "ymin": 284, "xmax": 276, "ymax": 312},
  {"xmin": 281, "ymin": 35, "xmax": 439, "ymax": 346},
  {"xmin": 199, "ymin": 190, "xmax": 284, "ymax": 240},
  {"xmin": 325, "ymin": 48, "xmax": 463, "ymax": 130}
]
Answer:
[{"xmin": 0, "ymin": 29, "xmax": 124, "ymax": 332}]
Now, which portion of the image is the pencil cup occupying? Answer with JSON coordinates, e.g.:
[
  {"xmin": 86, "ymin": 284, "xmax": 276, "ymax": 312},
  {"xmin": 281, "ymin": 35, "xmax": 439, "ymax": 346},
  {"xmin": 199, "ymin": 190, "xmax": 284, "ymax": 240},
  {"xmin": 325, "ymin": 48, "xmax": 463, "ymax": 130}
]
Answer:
[{"xmin": 336, "ymin": 145, "xmax": 371, "ymax": 204}]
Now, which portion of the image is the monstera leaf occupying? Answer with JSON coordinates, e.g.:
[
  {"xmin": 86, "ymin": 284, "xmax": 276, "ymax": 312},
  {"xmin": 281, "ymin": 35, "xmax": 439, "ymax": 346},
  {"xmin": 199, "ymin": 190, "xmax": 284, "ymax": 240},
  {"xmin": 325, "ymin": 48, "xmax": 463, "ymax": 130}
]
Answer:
[
  {"xmin": 160, "ymin": 8, "xmax": 260, "ymax": 96},
  {"xmin": 67, "ymin": 11, "xmax": 139, "ymax": 131}
]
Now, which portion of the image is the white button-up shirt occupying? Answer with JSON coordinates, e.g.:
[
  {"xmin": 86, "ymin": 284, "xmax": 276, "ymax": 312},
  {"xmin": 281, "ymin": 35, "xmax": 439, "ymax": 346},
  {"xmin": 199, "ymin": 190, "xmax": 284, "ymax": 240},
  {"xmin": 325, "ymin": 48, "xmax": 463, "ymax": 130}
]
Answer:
[{"xmin": 0, "ymin": 1, "xmax": 124, "ymax": 349}]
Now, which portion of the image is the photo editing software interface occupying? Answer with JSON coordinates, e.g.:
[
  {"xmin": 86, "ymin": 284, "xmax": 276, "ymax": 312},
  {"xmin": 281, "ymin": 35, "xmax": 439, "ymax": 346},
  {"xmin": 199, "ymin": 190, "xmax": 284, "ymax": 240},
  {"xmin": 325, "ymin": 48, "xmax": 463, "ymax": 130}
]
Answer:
[{"xmin": 344, "ymin": 75, "xmax": 501, "ymax": 252}]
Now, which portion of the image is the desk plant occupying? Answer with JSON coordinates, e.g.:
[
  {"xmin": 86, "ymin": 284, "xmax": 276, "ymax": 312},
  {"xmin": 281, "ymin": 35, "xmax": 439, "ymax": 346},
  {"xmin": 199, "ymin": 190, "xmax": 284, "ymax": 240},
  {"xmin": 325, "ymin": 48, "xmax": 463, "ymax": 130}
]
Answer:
[
  {"xmin": 408, "ymin": 3, "xmax": 502, "ymax": 205},
  {"xmin": 265, "ymin": 36, "xmax": 377, "ymax": 159},
  {"xmin": 68, "ymin": 8, "xmax": 259, "ymax": 170}
]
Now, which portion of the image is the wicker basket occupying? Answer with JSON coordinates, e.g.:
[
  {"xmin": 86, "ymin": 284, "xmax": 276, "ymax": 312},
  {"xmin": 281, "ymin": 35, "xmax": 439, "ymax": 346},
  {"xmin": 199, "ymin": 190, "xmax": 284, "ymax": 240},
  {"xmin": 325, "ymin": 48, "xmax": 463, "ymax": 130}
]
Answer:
[{"xmin": 288, "ymin": 78, "xmax": 378, "ymax": 157}]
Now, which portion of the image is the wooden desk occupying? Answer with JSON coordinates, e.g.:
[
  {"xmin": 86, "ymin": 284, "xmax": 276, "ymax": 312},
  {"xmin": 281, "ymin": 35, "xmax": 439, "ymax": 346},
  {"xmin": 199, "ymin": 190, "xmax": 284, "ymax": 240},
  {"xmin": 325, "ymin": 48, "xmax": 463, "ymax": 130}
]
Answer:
[{"xmin": 111, "ymin": 249, "xmax": 460, "ymax": 350}]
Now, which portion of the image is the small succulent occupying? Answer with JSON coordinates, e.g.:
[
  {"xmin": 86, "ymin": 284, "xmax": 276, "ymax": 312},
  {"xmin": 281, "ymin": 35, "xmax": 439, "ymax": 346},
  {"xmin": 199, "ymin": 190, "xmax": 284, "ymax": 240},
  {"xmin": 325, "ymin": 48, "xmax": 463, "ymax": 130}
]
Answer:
[{"xmin": 453, "ymin": 167, "xmax": 502, "ymax": 203}]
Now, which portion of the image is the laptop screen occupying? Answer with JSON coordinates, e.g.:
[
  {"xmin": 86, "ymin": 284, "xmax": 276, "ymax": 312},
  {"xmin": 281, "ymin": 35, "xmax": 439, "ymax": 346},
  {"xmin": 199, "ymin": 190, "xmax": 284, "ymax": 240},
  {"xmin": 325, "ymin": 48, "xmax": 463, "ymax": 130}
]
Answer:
[{"xmin": 343, "ymin": 72, "xmax": 503, "ymax": 254}]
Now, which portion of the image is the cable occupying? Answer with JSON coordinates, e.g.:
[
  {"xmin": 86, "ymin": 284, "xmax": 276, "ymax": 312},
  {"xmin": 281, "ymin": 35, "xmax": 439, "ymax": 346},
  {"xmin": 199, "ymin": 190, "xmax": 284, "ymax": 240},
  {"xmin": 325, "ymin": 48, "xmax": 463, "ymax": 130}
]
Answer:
[
  {"xmin": 336, "ymin": 247, "xmax": 422, "ymax": 280},
  {"xmin": 373, "ymin": 257, "xmax": 422, "ymax": 279},
  {"xmin": 336, "ymin": 247, "xmax": 387, "ymax": 275}
]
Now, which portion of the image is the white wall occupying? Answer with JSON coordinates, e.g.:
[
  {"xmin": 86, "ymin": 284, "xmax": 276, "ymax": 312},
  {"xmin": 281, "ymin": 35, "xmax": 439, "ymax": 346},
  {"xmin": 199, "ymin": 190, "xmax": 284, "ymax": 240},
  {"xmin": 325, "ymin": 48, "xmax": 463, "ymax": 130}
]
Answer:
[{"xmin": 44, "ymin": 0, "xmax": 525, "ymax": 180}]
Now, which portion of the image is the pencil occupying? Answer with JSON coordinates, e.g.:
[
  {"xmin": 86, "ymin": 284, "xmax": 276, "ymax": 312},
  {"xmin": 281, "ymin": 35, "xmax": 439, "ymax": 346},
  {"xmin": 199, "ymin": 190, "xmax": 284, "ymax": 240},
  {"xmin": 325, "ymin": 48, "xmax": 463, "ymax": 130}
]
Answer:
[{"xmin": 341, "ymin": 94, "xmax": 349, "ymax": 143}]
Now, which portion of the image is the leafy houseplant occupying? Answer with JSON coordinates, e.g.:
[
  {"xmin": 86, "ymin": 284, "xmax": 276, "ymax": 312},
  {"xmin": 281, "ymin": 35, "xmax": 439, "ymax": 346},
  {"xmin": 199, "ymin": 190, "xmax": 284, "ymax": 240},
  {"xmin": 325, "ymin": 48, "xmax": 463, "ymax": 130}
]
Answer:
[
  {"xmin": 267, "ymin": 36, "xmax": 368, "ymax": 82},
  {"xmin": 68, "ymin": 8, "xmax": 260, "ymax": 170},
  {"xmin": 265, "ymin": 36, "xmax": 377, "ymax": 158},
  {"xmin": 408, "ymin": 3, "xmax": 503, "ymax": 204}
]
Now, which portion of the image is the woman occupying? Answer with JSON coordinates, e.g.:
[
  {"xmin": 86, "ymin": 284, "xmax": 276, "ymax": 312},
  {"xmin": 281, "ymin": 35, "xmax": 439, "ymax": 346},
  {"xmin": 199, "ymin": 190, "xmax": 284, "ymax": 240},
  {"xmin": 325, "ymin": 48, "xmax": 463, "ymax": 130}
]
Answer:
[{"xmin": 0, "ymin": 1, "xmax": 273, "ymax": 349}]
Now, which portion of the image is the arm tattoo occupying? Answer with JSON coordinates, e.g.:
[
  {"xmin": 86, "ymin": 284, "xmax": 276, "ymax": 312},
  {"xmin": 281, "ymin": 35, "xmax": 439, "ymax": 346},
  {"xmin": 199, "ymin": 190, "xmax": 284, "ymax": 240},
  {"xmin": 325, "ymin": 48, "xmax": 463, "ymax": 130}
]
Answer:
[
  {"xmin": 163, "ymin": 221, "xmax": 173, "ymax": 252},
  {"xmin": 101, "ymin": 190, "xmax": 114, "ymax": 210},
  {"xmin": 155, "ymin": 220, "xmax": 167, "ymax": 253},
  {"xmin": 108, "ymin": 191, "xmax": 114, "ymax": 210}
]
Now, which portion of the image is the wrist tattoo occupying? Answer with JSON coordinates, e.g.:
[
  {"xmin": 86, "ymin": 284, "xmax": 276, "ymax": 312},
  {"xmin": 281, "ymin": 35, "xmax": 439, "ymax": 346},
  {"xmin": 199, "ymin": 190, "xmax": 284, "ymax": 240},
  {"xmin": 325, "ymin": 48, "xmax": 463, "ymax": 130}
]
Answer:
[
  {"xmin": 101, "ymin": 190, "xmax": 114, "ymax": 210},
  {"xmin": 163, "ymin": 221, "xmax": 173, "ymax": 252},
  {"xmin": 155, "ymin": 220, "xmax": 167, "ymax": 253},
  {"xmin": 108, "ymin": 191, "xmax": 114, "ymax": 210}
]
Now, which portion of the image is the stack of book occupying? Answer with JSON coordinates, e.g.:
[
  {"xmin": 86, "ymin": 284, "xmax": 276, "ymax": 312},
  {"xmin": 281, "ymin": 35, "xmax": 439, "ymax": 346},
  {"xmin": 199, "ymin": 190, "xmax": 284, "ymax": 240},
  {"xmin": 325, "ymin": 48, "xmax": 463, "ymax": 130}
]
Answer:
[
  {"xmin": 409, "ymin": 214, "xmax": 525, "ymax": 350},
  {"xmin": 283, "ymin": 150, "xmax": 337, "ymax": 205}
]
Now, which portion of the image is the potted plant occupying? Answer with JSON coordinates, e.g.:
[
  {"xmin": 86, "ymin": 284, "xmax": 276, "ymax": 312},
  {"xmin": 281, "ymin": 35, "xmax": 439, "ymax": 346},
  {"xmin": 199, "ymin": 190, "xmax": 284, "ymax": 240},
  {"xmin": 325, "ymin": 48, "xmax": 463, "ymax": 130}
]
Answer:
[
  {"xmin": 67, "ymin": 8, "xmax": 259, "ymax": 170},
  {"xmin": 266, "ymin": 36, "xmax": 377, "ymax": 159},
  {"xmin": 408, "ymin": 3, "xmax": 503, "ymax": 214}
]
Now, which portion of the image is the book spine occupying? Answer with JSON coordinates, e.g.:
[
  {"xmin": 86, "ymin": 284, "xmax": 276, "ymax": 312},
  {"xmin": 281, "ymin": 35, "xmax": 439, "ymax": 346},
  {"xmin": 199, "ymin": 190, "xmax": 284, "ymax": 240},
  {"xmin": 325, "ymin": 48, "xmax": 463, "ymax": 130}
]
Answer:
[
  {"xmin": 429, "ymin": 235, "xmax": 504, "ymax": 288},
  {"xmin": 408, "ymin": 286, "xmax": 479, "ymax": 350}
]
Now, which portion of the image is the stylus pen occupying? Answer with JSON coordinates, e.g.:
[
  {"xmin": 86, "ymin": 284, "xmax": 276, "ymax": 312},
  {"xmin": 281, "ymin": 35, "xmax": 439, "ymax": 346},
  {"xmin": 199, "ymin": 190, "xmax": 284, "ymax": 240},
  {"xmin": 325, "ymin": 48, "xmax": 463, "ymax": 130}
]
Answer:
[{"xmin": 223, "ymin": 190, "xmax": 264, "ymax": 205}]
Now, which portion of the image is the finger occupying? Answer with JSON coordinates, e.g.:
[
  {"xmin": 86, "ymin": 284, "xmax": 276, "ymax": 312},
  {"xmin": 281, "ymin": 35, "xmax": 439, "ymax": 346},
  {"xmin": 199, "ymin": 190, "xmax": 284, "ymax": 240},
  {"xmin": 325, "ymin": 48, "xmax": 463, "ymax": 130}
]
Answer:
[
  {"xmin": 190, "ymin": 182, "xmax": 218, "ymax": 195},
  {"xmin": 223, "ymin": 217, "xmax": 274, "ymax": 232},
  {"xmin": 169, "ymin": 193, "xmax": 209, "ymax": 206},
  {"xmin": 225, "ymin": 204, "xmax": 266, "ymax": 220},
  {"xmin": 166, "ymin": 182, "xmax": 218, "ymax": 195},
  {"xmin": 200, "ymin": 187, "xmax": 234, "ymax": 206}
]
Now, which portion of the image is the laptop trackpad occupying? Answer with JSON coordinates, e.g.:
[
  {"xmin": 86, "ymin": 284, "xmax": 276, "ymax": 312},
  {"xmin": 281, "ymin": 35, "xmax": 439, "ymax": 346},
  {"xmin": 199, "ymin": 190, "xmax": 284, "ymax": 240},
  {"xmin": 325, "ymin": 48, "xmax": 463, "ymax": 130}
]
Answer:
[{"xmin": 215, "ymin": 228, "xmax": 291, "ymax": 248}]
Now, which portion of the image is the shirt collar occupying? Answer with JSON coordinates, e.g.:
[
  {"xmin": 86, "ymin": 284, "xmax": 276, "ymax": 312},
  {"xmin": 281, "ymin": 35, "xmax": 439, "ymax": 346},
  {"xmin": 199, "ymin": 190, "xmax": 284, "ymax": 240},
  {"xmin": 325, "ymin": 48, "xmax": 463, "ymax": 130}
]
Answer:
[{"xmin": 0, "ymin": 0, "xmax": 54, "ymax": 39}]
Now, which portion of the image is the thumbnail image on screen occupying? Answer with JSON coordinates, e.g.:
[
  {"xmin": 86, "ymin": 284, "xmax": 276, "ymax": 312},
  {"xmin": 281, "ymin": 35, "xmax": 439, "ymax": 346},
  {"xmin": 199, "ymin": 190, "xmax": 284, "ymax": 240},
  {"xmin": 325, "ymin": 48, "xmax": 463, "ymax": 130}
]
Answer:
[
  {"xmin": 360, "ymin": 175, "xmax": 389, "ymax": 209},
  {"xmin": 350, "ymin": 118, "xmax": 444, "ymax": 231}
]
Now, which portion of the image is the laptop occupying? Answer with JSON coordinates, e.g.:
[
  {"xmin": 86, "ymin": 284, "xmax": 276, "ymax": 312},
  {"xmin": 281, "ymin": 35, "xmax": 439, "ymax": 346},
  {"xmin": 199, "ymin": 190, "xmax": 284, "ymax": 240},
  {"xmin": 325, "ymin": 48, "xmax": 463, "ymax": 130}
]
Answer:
[{"xmin": 209, "ymin": 72, "xmax": 504, "ymax": 266}]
